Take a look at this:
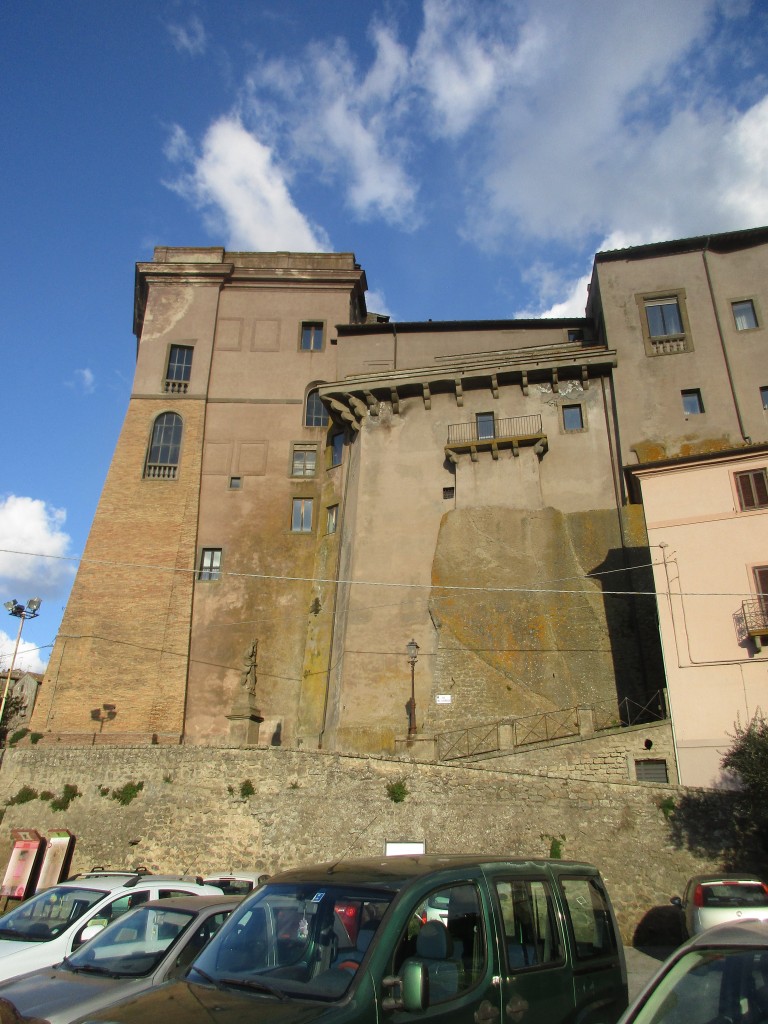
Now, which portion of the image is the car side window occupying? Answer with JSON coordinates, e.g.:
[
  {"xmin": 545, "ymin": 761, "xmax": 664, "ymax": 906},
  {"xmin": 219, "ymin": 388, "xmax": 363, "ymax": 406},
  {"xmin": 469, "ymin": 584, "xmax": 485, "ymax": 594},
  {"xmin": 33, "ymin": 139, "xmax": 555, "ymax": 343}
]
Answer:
[
  {"xmin": 392, "ymin": 883, "xmax": 486, "ymax": 1003},
  {"xmin": 159, "ymin": 888, "xmax": 197, "ymax": 900},
  {"xmin": 560, "ymin": 877, "xmax": 618, "ymax": 961},
  {"xmin": 74, "ymin": 889, "xmax": 151, "ymax": 946},
  {"xmin": 495, "ymin": 878, "xmax": 563, "ymax": 970}
]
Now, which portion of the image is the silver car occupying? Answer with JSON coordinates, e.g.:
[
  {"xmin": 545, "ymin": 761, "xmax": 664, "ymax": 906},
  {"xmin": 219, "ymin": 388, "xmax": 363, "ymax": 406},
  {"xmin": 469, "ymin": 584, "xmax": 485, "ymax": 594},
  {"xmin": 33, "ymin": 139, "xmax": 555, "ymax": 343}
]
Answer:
[
  {"xmin": 0, "ymin": 895, "xmax": 239, "ymax": 1024},
  {"xmin": 618, "ymin": 918, "xmax": 768, "ymax": 1024},
  {"xmin": 671, "ymin": 873, "xmax": 768, "ymax": 936}
]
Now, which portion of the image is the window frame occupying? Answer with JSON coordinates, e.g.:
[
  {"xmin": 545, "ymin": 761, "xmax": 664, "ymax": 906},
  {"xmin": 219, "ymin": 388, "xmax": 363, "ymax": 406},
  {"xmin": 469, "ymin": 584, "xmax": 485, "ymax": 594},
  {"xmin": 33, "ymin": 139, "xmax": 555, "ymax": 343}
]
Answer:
[
  {"xmin": 735, "ymin": 469, "xmax": 768, "ymax": 511},
  {"xmin": 164, "ymin": 344, "xmax": 194, "ymax": 393},
  {"xmin": 330, "ymin": 432, "xmax": 344, "ymax": 468},
  {"xmin": 493, "ymin": 876, "xmax": 564, "ymax": 972},
  {"xmin": 636, "ymin": 289, "xmax": 692, "ymax": 356},
  {"xmin": 291, "ymin": 444, "xmax": 318, "ymax": 478},
  {"xmin": 681, "ymin": 388, "xmax": 704, "ymax": 416},
  {"xmin": 291, "ymin": 497, "xmax": 314, "ymax": 533},
  {"xmin": 561, "ymin": 403, "xmax": 585, "ymax": 433},
  {"xmin": 326, "ymin": 504, "xmax": 338, "ymax": 535},
  {"xmin": 299, "ymin": 321, "xmax": 325, "ymax": 352},
  {"xmin": 731, "ymin": 298, "xmax": 759, "ymax": 332},
  {"xmin": 305, "ymin": 390, "xmax": 329, "ymax": 428},
  {"xmin": 760, "ymin": 386, "xmax": 768, "ymax": 411},
  {"xmin": 144, "ymin": 412, "xmax": 183, "ymax": 480},
  {"xmin": 476, "ymin": 412, "xmax": 495, "ymax": 440},
  {"xmin": 197, "ymin": 548, "xmax": 222, "ymax": 582}
]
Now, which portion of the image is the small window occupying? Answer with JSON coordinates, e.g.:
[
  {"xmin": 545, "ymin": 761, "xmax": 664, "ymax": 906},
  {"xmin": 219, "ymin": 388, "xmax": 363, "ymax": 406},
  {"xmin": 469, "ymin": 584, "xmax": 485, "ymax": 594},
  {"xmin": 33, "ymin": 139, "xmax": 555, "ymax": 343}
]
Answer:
[
  {"xmin": 330, "ymin": 433, "xmax": 344, "ymax": 468},
  {"xmin": 229, "ymin": 477, "xmax": 242, "ymax": 489},
  {"xmin": 682, "ymin": 389, "xmax": 704, "ymax": 415},
  {"xmin": 165, "ymin": 345, "xmax": 193, "ymax": 393},
  {"xmin": 300, "ymin": 322, "xmax": 324, "ymax": 352},
  {"xmin": 326, "ymin": 504, "xmax": 338, "ymax": 535},
  {"xmin": 562, "ymin": 404, "xmax": 584, "ymax": 431},
  {"xmin": 567, "ymin": 328, "xmax": 584, "ymax": 343},
  {"xmin": 198, "ymin": 548, "xmax": 222, "ymax": 581},
  {"xmin": 732, "ymin": 299, "xmax": 758, "ymax": 331},
  {"xmin": 476, "ymin": 412, "xmax": 495, "ymax": 440},
  {"xmin": 443, "ymin": 487, "xmax": 455, "ymax": 500},
  {"xmin": 145, "ymin": 412, "xmax": 183, "ymax": 479},
  {"xmin": 760, "ymin": 386, "xmax": 768, "ymax": 410},
  {"xmin": 635, "ymin": 759, "xmax": 669, "ymax": 783},
  {"xmin": 291, "ymin": 445, "xmax": 317, "ymax": 477},
  {"xmin": 291, "ymin": 498, "xmax": 313, "ymax": 533},
  {"xmin": 646, "ymin": 297, "xmax": 683, "ymax": 338},
  {"xmin": 736, "ymin": 470, "xmax": 768, "ymax": 510},
  {"xmin": 305, "ymin": 391, "xmax": 329, "ymax": 428}
]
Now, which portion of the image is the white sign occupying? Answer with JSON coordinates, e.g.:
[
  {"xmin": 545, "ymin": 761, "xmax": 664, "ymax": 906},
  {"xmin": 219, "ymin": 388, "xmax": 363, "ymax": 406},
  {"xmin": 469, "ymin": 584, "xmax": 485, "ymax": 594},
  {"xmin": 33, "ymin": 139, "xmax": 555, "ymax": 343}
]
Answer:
[
  {"xmin": 435, "ymin": 694, "xmax": 452, "ymax": 704},
  {"xmin": 385, "ymin": 841, "xmax": 425, "ymax": 856}
]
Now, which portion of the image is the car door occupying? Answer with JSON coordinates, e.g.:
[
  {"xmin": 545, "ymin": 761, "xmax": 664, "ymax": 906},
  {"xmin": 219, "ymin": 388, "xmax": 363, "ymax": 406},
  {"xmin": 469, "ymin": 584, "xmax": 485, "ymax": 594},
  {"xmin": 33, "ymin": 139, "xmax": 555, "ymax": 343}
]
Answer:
[
  {"xmin": 71, "ymin": 889, "xmax": 152, "ymax": 950},
  {"xmin": 383, "ymin": 880, "xmax": 503, "ymax": 1024},
  {"xmin": 493, "ymin": 873, "xmax": 575, "ymax": 1024}
]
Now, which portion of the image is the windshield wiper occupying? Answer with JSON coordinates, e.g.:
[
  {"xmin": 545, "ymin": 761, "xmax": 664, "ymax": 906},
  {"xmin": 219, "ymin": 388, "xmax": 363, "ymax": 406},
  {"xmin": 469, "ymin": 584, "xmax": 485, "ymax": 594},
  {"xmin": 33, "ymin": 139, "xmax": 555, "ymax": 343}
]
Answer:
[
  {"xmin": 62, "ymin": 960, "xmax": 122, "ymax": 978},
  {"xmin": 188, "ymin": 966, "xmax": 225, "ymax": 990},
  {"xmin": 217, "ymin": 976, "xmax": 288, "ymax": 1000},
  {"xmin": 0, "ymin": 929, "xmax": 30, "ymax": 940}
]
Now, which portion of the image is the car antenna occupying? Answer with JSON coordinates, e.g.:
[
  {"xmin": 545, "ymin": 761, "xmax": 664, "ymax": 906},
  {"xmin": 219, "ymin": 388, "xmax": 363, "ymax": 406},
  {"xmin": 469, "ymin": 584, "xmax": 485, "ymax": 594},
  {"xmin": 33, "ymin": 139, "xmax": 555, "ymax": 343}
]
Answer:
[{"xmin": 324, "ymin": 813, "xmax": 383, "ymax": 874}]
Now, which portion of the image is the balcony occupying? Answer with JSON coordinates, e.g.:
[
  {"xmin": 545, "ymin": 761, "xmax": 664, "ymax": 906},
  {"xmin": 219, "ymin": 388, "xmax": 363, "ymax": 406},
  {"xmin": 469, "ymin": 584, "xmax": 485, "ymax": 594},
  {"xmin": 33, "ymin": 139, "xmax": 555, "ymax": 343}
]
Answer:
[
  {"xmin": 446, "ymin": 413, "xmax": 547, "ymax": 462},
  {"xmin": 743, "ymin": 598, "xmax": 768, "ymax": 650}
]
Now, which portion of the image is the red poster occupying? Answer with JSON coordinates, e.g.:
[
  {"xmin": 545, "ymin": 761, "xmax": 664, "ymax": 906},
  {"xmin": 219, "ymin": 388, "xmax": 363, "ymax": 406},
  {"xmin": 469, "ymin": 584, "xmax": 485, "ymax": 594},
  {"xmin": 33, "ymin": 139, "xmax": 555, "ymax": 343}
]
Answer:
[{"xmin": 1, "ymin": 830, "xmax": 45, "ymax": 899}]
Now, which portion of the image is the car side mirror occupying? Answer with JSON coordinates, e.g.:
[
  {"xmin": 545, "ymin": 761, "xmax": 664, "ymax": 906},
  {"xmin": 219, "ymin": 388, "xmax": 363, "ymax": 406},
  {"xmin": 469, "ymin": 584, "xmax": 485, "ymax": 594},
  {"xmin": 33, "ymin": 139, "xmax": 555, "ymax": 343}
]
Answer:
[
  {"xmin": 77, "ymin": 923, "xmax": 105, "ymax": 946},
  {"xmin": 670, "ymin": 897, "xmax": 682, "ymax": 908}
]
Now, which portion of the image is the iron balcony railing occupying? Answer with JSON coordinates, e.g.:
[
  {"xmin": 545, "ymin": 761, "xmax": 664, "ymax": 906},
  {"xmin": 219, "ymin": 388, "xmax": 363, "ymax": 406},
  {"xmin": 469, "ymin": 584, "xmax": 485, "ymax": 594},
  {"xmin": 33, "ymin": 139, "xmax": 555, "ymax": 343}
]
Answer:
[
  {"xmin": 447, "ymin": 414, "xmax": 543, "ymax": 447},
  {"xmin": 743, "ymin": 598, "xmax": 768, "ymax": 637}
]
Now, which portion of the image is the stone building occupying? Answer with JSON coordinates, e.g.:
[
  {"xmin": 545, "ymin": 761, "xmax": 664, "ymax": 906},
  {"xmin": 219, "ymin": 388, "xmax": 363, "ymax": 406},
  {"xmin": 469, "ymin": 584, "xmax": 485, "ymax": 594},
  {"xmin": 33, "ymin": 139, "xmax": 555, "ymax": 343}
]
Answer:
[{"xmin": 30, "ymin": 228, "xmax": 768, "ymax": 786}]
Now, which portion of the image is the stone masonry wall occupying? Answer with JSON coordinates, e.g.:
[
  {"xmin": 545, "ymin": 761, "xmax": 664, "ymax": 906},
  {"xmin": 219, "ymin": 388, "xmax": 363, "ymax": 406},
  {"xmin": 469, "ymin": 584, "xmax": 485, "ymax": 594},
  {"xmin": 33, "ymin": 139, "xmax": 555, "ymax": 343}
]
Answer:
[{"xmin": 0, "ymin": 744, "xmax": 716, "ymax": 944}]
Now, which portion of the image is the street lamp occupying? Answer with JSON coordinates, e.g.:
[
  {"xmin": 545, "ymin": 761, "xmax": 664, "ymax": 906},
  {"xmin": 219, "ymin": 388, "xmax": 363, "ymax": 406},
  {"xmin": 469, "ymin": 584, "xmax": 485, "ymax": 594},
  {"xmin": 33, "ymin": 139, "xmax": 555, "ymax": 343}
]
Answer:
[
  {"xmin": 1, "ymin": 599, "xmax": 42, "ymax": 734},
  {"xmin": 406, "ymin": 639, "xmax": 419, "ymax": 740}
]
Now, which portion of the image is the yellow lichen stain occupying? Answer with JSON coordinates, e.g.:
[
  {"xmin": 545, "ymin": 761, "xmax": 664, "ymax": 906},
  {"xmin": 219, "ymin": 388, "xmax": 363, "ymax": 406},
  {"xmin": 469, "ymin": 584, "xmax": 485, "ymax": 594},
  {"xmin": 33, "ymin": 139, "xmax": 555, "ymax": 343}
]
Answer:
[
  {"xmin": 677, "ymin": 436, "xmax": 733, "ymax": 457},
  {"xmin": 631, "ymin": 441, "xmax": 667, "ymax": 463}
]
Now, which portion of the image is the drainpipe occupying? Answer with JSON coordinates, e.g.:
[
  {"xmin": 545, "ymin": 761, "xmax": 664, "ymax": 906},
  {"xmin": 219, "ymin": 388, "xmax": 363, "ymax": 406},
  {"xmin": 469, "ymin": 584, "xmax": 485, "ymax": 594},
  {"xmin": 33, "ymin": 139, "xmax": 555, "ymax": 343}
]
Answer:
[{"xmin": 701, "ymin": 244, "xmax": 751, "ymax": 444}]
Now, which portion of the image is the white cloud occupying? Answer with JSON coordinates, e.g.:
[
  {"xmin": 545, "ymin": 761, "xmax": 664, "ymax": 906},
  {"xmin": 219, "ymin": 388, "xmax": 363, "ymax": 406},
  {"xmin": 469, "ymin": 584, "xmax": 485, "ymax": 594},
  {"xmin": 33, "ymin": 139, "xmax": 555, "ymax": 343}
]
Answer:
[
  {"xmin": 167, "ymin": 15, "xmax": 207, "ymax": 56},
  {"xmin": 167, "ymin": 116, "xmax": 330, "ymax": 251},
  {"xmin": 0, "ymin": 495, "xmax": 73, "ymax": 595},
  {"xmin": 364, "ymin": 289, "xmax": 391, "ymax": 319},
  {"xmin": 74, "ymin": 368, "xmax": 95, "ymax": 394},
  {"xmin": 0, "ymin": 630, "xmax": 46, "ymax": 675}
]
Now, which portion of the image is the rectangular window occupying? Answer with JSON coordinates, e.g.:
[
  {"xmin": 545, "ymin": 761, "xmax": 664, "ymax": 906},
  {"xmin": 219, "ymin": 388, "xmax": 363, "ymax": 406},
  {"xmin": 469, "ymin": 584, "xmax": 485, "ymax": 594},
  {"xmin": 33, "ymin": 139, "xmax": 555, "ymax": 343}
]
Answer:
[
  {"xmin": 300, "ymin": 322, "xmax": 324, "ymax": 351},
  {"xmin": 476, "ymin": 412, "xmax": 495, "ymax": 440},
  {"xmin": 229, "ymin": 477, "xmax": 242, "ymax": 489},
  {"xmin": 165, "ymin": 345, "xmax": 193, "ymax": 393},
  {"xmin": 291, "ymin": 498, "xmax": 313, "ymax": 533},
  {"xmin": 762, "ymin": 386, "xmax": 768, "ymax": 410},
  {"xmin": 198, "ymin": 548, "xmax": 221, "ymax": 581},
  {"xmin": 291, "ymin": 445, "xmax": 317, "ymax": 477},
  {"xmin": 682, "ymin": 389, "xmax": 704, "ymax": 415},
  {"xmin": 560, "ymin": 876, "xmax": 618, "ymax": 961},
  {"xmin": 495, "ymin": 878, "xmax": 563, "ymax": 970},
  {"xmin": 736, "ymin": 469, "xmax": 768, "ymax": 510},
  {"xmin": 732, "ymin": 299, "xmax": 758, "ymax": 331},
  {"xmin": 756, "ymin": 567, "xmax": 768, "ymax": 596},
  {"xmin": 562, "ymin": 404, "xmax": 584, "ymax": 431},
  {"xmin": 330, "ymin": 433, "xmax": 344, "ymax": 468},
  {"xmin": 635, "ymin": 759, "xmax": 669, "ymax": 783},
  {"xmin": 443, "ymin": 487, "xmax": 455, "ymax": 499},
  {"xmin": 326, "ymin": 504, "xmax": 338, "ymax": 535},
  {"xmin": 646, "ymin": 297, "xmax": 683, "ymax": 338}
]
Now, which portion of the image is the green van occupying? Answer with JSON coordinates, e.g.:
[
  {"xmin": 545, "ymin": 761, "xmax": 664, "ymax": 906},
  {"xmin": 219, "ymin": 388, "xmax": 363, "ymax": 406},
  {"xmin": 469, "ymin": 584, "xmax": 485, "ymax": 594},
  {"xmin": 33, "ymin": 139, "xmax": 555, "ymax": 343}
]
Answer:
[{"xmin": 73, "ymin": 856, "xmax": 627, "ymax": 1024}]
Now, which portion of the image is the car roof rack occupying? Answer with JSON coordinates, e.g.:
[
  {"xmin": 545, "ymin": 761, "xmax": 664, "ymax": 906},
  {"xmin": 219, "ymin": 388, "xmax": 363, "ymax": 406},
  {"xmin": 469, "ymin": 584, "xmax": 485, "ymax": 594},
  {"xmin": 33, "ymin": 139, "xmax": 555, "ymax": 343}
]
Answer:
[{"xmin": 65, "ymin": 866, "xmax": 152, "ymax": 887}]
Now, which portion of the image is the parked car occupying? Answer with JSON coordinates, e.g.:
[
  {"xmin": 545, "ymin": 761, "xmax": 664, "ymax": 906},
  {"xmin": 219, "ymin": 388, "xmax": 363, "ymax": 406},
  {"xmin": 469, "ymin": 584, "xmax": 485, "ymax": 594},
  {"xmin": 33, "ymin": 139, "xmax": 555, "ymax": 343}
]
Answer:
[
  {"xmin": 618, "ymin": 917, "xmax": 768, "ymax": 1024},
  {"xmin": 0, "ymin": 870, "xmax": 225, "ymax": 983},
  {"xmin": 0, "ymin": 894, "xmax": 239, "ymax": 1024},
  {"xmin": 671, "ymin": 873, "xmax": 768, "ymax": 936},
  {"xmin": 69, "ymin": 855, "xmax": 628, "ymax": 1024},
  {"xmin": 201, "ymin": 872, "xmax": 267, "ymax": 896}
]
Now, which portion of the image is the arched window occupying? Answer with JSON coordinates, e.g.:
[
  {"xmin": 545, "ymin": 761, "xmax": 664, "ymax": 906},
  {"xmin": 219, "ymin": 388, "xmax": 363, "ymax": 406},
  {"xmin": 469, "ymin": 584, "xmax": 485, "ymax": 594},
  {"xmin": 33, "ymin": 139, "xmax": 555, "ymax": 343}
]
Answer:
[
  {"xmin": 144, "ymin": 412, "xmax": 183, "ymax": 479},
  {"xmin": 305, "ymin": 390, "xmax": 329, "ymax": 428}
]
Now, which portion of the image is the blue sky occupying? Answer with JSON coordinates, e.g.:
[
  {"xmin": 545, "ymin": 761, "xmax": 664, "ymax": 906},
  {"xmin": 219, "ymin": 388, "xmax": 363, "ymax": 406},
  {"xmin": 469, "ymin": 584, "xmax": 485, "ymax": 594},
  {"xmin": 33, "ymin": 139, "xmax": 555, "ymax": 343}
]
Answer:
[{"xmin": 2, "ymin": 0, "xmax": 768, "ymax": 672}]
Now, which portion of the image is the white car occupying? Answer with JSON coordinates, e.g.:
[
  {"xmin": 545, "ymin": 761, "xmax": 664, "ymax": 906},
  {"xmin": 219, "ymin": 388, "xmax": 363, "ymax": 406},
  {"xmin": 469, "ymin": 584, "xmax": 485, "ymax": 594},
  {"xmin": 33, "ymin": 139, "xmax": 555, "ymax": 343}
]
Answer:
[
  {"xmin": 0, "ymin": 870, "xmax": 224, "ymax": 983},
  {"xmin": 671, "ymin": 873, "xmax": 768, "ymax": 936},
  {"xmin": 0, "ymin": 894, "xmax": 239, "ymax": 1024},
  {"xmin": 201, "ymin": 872, "xmax": 268, "ymax": 896}
]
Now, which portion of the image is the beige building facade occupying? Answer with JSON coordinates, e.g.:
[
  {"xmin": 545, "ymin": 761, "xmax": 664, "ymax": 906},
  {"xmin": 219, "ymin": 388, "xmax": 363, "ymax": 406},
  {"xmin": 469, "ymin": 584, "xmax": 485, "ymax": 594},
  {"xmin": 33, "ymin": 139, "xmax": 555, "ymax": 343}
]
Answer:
[{"xmin": 30, "ymin": 228, "xmax": 768, "ymax": 786}]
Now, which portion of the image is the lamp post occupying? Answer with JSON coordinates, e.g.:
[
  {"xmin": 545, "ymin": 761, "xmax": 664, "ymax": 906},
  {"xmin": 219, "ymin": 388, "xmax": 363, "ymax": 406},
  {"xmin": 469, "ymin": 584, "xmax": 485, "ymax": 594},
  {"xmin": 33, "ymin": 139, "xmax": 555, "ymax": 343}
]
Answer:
[
  {"xmin": 406, "ymin": 639, "xmax": 419, "ymax": 740},
  {"xmin": 1, "ymin": 599, "xmax": 42, "ymax": 734}
]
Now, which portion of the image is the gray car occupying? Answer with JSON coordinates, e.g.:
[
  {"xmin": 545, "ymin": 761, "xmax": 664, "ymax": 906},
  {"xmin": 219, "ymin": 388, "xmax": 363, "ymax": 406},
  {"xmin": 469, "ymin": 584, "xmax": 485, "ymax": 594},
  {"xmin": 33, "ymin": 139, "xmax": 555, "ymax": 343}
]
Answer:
[
  {"xmin": 618, "ymin": 918, "xmax": 768, "ymax": 1024},
  {"xmin": 0, "ymin": 895, "xmax": 239, "ymax": 1024},
  {"xmin": 671, "ymin": 873, "xmax": 768, "ymax": 936}
]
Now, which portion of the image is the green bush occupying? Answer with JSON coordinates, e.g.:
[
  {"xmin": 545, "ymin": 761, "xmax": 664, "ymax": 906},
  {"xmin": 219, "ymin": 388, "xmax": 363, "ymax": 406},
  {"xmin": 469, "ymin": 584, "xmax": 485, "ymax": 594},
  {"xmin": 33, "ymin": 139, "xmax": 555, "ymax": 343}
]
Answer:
[
  {"xmin": 111, "ymin": 781, "xmax": 144, "ymax": 806},
  {"xmin": 29, "ymin": 733, "xmax": 44, "ymax": 744},
  {"xmin": 7, "ymin": 785, "xmax": 38, "ymax": 805},
  {"xmin": 7, "ymin": 729, "xmax": 29, "ymax": 747},
  {"xmin": 386, "ymin": 780, "xmax": 409, "ymax": 803},
  {"xmin": 240, "ymin": 779, "xmax": 255, "ymax": 799},
  {"xmin": 51, "ymin": 784, "xmax": 81, "ymax": 812}
]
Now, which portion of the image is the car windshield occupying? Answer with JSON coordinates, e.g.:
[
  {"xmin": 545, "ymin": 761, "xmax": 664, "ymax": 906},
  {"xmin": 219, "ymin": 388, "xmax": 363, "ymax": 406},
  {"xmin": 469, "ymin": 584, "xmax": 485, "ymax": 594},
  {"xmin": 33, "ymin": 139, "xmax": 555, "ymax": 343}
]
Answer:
[
  {"xmin": 627, "ymin": 947, "xmax": 768, "ymax": 1024},
  {"xmin": 64, "ymin": 905, "xmax": 195, "ymax": 977},
  {"xmin": 0, "ymin": 886, "xmax": 107, "ymax": 943},
  {"xmin": 188, "ymin": 884, "xmax": 393, "ymax": 1001}
]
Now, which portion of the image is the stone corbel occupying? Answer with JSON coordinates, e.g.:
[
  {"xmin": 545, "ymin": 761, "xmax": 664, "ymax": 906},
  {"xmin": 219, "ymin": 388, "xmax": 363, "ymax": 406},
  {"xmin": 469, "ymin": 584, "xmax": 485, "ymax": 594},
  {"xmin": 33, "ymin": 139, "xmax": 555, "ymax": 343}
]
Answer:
[
  {"xmin": 454, "ymin": 378, "xmax": 464, "ymax": 407},
  {"xmin": 534, "ymin": 438, "xmax": 548, "ymax": 459},
  {"xmin": 521, "ymin": 371, "xmax": 529, "ymax": 396},
  {"xmin": 552, "ymin": 368, "xmax": 559, "ymax": 390},
  {"xmin": 581, "ymin": 365, "xmax": 590, "ymax": 389},
  {"xmin": 422, "ymin": 383, "xmax": 431, "ymax": 410},
  {"xmin": 328, "ymin": 398, "xmax": 359, "ymax": 430},
  {"xmin": 349, "ymin": 395, "xmax": 369, "ymax": 421},
  {"xmin": 390, "ymin": 386, "xmax": 400, "ymax": 414},
  {"xmin": 363, "ymin": 391, "xmax": 379, "ymax": 416},
  {"xmin": 491, "ymin": 374, "xmax": 499, "ymax": 399}
]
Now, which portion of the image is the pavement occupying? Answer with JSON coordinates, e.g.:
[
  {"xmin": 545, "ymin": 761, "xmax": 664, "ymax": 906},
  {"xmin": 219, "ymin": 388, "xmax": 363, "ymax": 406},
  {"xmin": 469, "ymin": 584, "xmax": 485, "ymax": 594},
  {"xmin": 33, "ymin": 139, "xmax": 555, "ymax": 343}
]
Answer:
[{"xmin": 625, "ymin": 946, "xmax": 677, "ymax": 1001}]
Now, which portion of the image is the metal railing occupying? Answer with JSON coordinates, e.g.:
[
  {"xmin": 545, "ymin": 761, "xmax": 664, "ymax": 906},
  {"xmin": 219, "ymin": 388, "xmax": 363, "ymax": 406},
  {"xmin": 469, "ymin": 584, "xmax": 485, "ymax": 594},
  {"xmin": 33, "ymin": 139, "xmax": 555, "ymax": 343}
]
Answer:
[
  {"xmin": 437, "ymin": 722, "xmax": 500, "ymax": 761},
  {"xmin": 447, "ymin": 414, "xmax": 543, "ymax": 446},
  {"xmin": 512, "ymin": 707, "xmax": 579, "ymax": 747},
  {"xmin": 743, "ymin": 598, "xmax": 768, "ymax": 636}
]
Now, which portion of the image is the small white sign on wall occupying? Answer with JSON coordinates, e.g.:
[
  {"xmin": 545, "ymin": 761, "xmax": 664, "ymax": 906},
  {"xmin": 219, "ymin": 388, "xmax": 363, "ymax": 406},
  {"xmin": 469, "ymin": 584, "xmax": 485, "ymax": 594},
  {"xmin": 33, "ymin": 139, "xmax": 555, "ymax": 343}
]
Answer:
[
  {"xmin": 385, "ymin": 841, "xmax": 425, "ymax": 856},
  {"xmin": 435, "ymin": 694, "xmax": 452, "ymax": 704}
]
